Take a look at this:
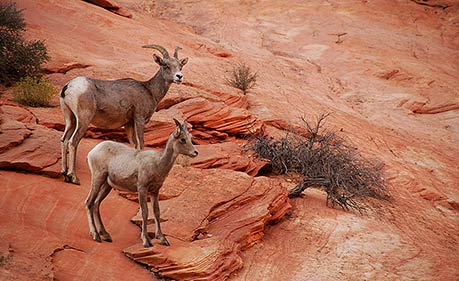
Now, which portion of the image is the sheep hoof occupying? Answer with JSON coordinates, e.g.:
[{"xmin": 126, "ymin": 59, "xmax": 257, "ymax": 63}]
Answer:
[
  {"xmin": 91, "ymin": 232, "xmax": 102, "ymax": 243},
  {"xmin": 70, "ymin": 176, "xmax": 80, "ymax": 185},
  {"xmin": 101, "ymin": 233, "xmax": 112, "ymax": 242},
  {"xmin": 63, "ymin": 174, "xmax": 71, "ymax": 182},
  {"xmin": 143, "ymin": 240, "xmax": 153, "ymax": 248},
  {"xmin": 159, "ymin": 238, "xmax": 170, "ymax": 246},
  {"xmin": 64, "ymin": 174, "xmax": 80, "ymax": 185},
  {"xmin": 160, "ymin": 240, "xmax": 170, "ymax": 246}
]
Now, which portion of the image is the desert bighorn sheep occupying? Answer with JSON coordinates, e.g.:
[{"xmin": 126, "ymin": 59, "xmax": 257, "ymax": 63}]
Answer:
[
  {"xmin": 85, "ymin": 119, "xmax": 198, "ymax": 247},
  {"xmin": 60, "ymin": 44, "xmax": 188, "ymax": 185}
]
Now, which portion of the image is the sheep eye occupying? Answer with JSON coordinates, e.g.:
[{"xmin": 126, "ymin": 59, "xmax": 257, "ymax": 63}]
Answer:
[{"xmin": 180, "ymin": 138, "xmax": 186, "ymax": 144}]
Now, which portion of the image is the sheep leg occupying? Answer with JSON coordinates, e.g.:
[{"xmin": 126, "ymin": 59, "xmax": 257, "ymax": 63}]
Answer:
[
  {"xmin": 133, "ymin": 116, "xmax": 145, "ymax": 150},
  {"xmin": 152, "ymin": 192, "xmax": 170, "ymax": 246},
  {"xmin": 125, "ymin": 121, "xmax": 138, "ymax": 148},
  {"xmin": 60, "ymin": 101, "xmax": 76, "ymax": 178},
  {"xmin": 138, "ymin": 187, "xmax": 152, "ymax": 247},
  {"xmin": 93, "ymin": 181, "xmax": 113, "ymax": 242},
  {"xmin": 67, "ymin": 118, "xmax": 91, "ymax": 185},
  {"xmin": 85, "ymin": 174, "xmax": 106, "ymax": 243}
]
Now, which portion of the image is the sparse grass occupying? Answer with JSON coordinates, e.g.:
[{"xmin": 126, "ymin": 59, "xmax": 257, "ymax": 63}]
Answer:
[
  {"xmin": 226, "ymin": 63, "xmax": 257, "ymax": 94},
  {"xmin": 13, "ymin": 76, "xmax": 57, "ymax": 107},
  {"xmin": 251, "ymin": 113, "xmax": 389, "ymax": 212}
]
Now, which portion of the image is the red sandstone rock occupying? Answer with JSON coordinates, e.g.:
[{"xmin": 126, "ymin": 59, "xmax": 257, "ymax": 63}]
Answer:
[
  {"xmin": 84, "ymin": 0, "xmax": 132, "ymax": 18},
  {"xmin": 1, "ymin": 103, "xmax": 37, "ymax": 124},
  {"xmin": 124, "ymin": 167, "xmax": 290, "ymax": 280},
  {"xmin": 0, "ymin": 118, "xmax": 31, "ymax": 154},
  {"xmin": 409, "ymin": 101, "xmax": 459, "ymax": 114},
  {"xmin": 174, "ymin": 97, "xmax": 261, "ymax": 136},
  {"xmin": 1, "ymin": 0, "xmax": 458, "ymax": 280},
  {"xmin": 86, "ymin": 0, "xmax": 120, "ymax": 10},
  {"xmin": 182, "ymin": 82, "xmax": 249, "ymax": 109},
  {"xmin": 43, "ymin": 62, "xmax": 92, "ymax": 74},
  {"xmin": 0, "ymin": 164, "xmax": 153, "ymax": 281},
  {"xmin": 0, "ymin": 122, "xmax": 62, "ymax": 177},
  {"xmin": 190, "ymin": 142, "xmax": 268, "ymax": 176}
]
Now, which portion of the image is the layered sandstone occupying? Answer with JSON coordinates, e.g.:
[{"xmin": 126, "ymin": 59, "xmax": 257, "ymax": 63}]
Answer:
[{"xmin": 1, "ymin": 0, "xmax": 458, "ymax": 280}]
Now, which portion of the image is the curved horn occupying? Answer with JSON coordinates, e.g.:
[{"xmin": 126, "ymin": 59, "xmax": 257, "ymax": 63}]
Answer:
[
  {"xmin": 142, "ymin": 44, "xmax": 169, "ymax": 58},
  {"xmin": 173, "ymin": 46, "xmax": 182, "ymax": 59}
]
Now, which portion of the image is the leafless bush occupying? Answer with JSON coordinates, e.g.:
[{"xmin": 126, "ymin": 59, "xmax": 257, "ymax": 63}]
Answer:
[
  {"xmin": 252, "ymin": 113, "xmax": 388, "ymax": 212},
  {"xmin": 226, "ymin": 63, "xmax": 257, "ymax": 94}
]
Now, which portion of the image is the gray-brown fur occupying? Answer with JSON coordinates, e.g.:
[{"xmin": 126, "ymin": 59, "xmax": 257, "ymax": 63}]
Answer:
[
  {"xmin": 60, "ymin": 45, "xmax": 188, "ymax": 185},
  {"xmin": 85, "ymin": 119, "xmax": 198, "ymax": 247}
]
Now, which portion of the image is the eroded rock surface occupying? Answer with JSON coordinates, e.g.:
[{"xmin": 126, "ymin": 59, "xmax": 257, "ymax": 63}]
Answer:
[
  {"xmin": 124, "ymin": 167, "xmax": 290, "ymax": 280},
  {"xmin": 0, "ymin": 108, "xmax": 61, "ymax": 177},
  {"xmin": 1, "ymin": 0, "xmax": 458, "ymax": 280}
]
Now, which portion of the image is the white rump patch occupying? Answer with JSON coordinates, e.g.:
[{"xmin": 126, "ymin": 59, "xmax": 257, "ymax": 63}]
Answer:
[{"xmin": 67, "ymin": 76, "xmax": 90, "ymax": 96}]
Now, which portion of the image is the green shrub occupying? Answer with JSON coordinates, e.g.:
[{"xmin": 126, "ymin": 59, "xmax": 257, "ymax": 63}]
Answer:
[
  {"xmin": 13, "ymin": 76, "xmax": 57, "ymax": 107},
  {"xmin": 226, "ymin": 63, "xmax": 257, "ymax": 94},
  {"xmin": 0, "ymin": 2, "xmax": 49, "ymax": 85}
]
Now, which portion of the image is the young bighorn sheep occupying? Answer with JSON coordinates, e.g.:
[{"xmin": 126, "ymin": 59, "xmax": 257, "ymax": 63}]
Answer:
[
  {"xmin": 85, "ymin": 119, "xmax": 198, "ymax": 247},
  {"xmin": 60, "ymin": 45, "xmax": 188, "ymax": 185}
]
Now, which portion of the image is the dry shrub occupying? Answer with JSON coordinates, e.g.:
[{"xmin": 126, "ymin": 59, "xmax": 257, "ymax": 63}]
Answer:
[
  {"xmin": 13, "ymin": 76, "xmax": 57, "ymax": 107},
  {"xmin": 252, "ymin": 113, "xmax": 388, "ymax": 212},
  {"xmin": 226, "ymin": 63, "xmax": 257, "ymax": 94}
]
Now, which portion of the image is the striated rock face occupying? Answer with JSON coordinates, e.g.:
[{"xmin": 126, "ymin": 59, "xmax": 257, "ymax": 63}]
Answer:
[
  {"xmin": 124, "ymin": 167, "xmax": 291, "ymax": 280},
  {"xmin": 174, "ymin": 97, "xmax": 261, "ymax": 138},
  {"xmin": 0, "ymin": 166, "xmax": 154, "ymax": 281},
  {"xmin": 0, "ymin": 106, "xmax": 61, "ymax": 177},
  {"xmin": 0, "ymin": 123, "xmax": 62, "ymax": 177},
  {"xmin": 84, "ymin": 0, "xmax": 133, "ymax": 18},
  {"xmin": 0, "ymin": 118, "xmax": 31, "ymax": 154},
  {"xmin": 1, "ymin": 0, "xmax": 458, "ymax": 280},
  {"xmin": 189, "ymin": 142, "xmax": 268, "ymax": 176}
]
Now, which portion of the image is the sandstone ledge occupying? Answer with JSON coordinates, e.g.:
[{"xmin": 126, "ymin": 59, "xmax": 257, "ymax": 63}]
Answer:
[{"xmin": 124, "ymin": 167, "xmax": 291, "ymax": 280}]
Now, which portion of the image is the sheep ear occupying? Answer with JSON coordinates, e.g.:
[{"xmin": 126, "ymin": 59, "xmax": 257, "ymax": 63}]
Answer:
[
  {"xmin": 173, "ymin": 118, "xmax": 182, "ymax": 128},
  {"xmin": 182, "ymin": 121, "xmax": 188, "ymax": 132},
  {"xmin": 154, "ymin": 54, "xmax": 163, "ymax": 66},
  {"xmin": 173, "ymin": 127, "xmax": 180, "ymax": 138},
  {"xmin": 180, "ymin": 57, "xmax": 188, "ymax": 67},
  {"xmin": 173, "ymin": 119, "xmax": 181, "ymax": 138}
]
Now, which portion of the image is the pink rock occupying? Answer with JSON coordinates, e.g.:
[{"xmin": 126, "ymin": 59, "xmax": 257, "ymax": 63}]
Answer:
[
  {"xmin": 125, "ymin": 167, "xmax": 291, "ymax": 280},
  {"xmin": 190, "ymin": 142, "xmax": 268, "ymax": 176},
  {"xmin": 0, "ymin": 118, "xmax": 31, "ymax": 154},
  {"xmin": 0, "ymin": 123, "xmax": 62, "ymax": 177},
  {"xmin": 174, "ymin": 97, "xmax": 262, "ymax": 136}
]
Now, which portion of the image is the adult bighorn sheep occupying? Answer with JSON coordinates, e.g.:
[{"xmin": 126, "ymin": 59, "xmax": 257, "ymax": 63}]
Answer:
[
  {"xmin": 60, "ymin": 44, "xmax": 188, "ymax": 185},
  {"xmin": 85, "ymin": 119, "xmax": 198, "ymax": 247}
]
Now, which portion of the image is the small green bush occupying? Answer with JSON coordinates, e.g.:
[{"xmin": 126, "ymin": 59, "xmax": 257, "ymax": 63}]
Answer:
[
  {"xmin": 0, "ymin": 2, "xmax": 49, "ymax": 85},
  {"xmin": 13, "ymin": 76, "xmax": 57, "ymax": 107},
  {"xmin": 226, "ymin": 63, "xmax": 257, "ymax": 94}
]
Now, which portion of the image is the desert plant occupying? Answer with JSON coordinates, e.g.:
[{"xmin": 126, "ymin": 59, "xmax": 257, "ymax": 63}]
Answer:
[
  {"xmin": 226, "ymin": 62, "xmax": 257, "ymax": 94},
  {"xmin": 0, "ymin": 2, "xmax": 49, "ymax": 85},
  {"xmin": 251, "ymin": 113, "xmax": 388, "ymax": 212},
  {"xmin": 13, "ymin": 76, "xmax": 57, "ymax": 107}
]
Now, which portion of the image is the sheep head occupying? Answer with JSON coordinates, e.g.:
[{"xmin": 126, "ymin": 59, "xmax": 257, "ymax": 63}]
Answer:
[{"xmin": 143, "ymin": 44, "xmax": 188, "ymax": 84}]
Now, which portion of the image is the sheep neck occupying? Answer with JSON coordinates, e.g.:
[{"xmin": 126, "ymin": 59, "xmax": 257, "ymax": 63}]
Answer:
[
  {"xmin": 144, "ymin": 70, "xmax": 172, "ymax": 105},
  {"xmin": 159, "ymin": 135, "xmax": 178, "ymax": 172}
]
